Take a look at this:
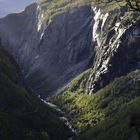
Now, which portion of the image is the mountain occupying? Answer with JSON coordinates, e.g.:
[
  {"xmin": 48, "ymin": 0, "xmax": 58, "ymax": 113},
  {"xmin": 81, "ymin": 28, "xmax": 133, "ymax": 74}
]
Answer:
[
  {"xmin": 0, "ymin": 43, "xmax": 72, "ymax": 140},
  {"xmin": 0, "ymin": 0, "xmax": 140, "ymax": 140},
  {"xmin": 0, "ymin": 1, "xmax": 94, "ymax": 97}
]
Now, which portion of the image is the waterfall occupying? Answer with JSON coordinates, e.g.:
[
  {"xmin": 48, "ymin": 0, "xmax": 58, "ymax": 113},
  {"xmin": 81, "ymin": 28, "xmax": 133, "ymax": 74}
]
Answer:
[{"xmin": 87, "ymin": 6, "xmax": 132, "ymax": 94}]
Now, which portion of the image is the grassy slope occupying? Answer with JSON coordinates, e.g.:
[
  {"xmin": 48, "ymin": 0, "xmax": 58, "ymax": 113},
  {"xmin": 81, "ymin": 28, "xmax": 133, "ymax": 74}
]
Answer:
[
  {"xmin": 38, "ymin": 0, "xmax": 125, "ymax": 28},
  {"xmin": 52, "ymin": 69, "xmax": 140, "ymax": 140},
  {"xmin": 0, "ymin": 46, "xmax": 72, "ymax": 140}
]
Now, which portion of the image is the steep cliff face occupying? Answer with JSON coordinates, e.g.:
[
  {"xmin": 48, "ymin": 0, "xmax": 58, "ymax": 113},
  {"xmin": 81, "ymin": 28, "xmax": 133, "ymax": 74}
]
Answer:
[
  {"xmin": 0, "ymin": 2, "xmax": 94, "ymax": 96},
  {"xmin": 87, "ymin": 6, "xmax": 140, "ymax": 94},
  {"xmin": 34, "ymin": 4, "xmax": 94, "ymax": 95}
]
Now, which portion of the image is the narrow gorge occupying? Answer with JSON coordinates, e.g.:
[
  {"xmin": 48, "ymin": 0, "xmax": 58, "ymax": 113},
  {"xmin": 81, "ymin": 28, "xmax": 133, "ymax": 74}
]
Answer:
[{"xmin": 0, "ymin": 0, "xmax": 140, "ymax": 140}]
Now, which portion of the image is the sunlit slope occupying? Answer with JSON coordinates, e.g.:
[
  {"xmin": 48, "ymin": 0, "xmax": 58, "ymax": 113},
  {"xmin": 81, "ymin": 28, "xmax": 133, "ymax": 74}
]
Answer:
[{"xmin": 52, "ymin": 69, "xmax": 140, "ymax": 140}]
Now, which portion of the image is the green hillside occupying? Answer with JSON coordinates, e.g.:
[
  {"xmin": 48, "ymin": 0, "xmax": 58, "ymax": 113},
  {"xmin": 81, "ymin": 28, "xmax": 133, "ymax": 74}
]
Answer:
[
  {"xmin": 52, "ymin": 69, "xmax": 140, "ymax": 140},
  {"xmin": 0, "ymin": 45, "xmax": 72, "ymax": 140}
]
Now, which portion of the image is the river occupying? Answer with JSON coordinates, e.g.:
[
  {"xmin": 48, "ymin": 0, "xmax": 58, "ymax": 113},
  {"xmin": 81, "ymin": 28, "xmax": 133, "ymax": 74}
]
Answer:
[{"xmin": 40, "ymin": 98, "xmax": 77, "ymax": 136}]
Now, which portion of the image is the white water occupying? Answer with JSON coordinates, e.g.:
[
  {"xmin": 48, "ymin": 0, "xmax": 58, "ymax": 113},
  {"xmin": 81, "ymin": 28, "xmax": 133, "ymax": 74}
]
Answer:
[
  {"xmin": 92, "ymin": 7, "xmax": 109, "ymax": 46},
  {"xmin": 39, "ymin": 97, "xmax": 77, "ymax": 134}
]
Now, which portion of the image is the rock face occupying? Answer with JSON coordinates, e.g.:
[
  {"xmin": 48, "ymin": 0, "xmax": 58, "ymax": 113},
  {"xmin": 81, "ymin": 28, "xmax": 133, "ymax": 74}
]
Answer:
[
  {"xmin": 0, "ymin": 2, "xmax": 94, "ymax": 96},
  {"xmin": 86, "ymin": 7, "xmax": 140, "ymax": 94},
  {"xmin": 0, "ymin": 0, "xmax": 140, "ymax": 96}
]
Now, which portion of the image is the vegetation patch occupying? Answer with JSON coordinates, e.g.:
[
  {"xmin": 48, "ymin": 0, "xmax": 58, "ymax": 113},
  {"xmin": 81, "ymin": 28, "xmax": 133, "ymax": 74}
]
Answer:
[{"xmin": 52, "ymin": 69, "xmax": 140, "ymax": 139}]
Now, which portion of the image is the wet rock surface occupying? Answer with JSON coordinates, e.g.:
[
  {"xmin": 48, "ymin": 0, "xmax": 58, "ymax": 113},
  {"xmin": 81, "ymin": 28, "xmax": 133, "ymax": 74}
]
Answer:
[{"xmin": 86, "ymin": 7, "xmax": 140, "ymax": 94}]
